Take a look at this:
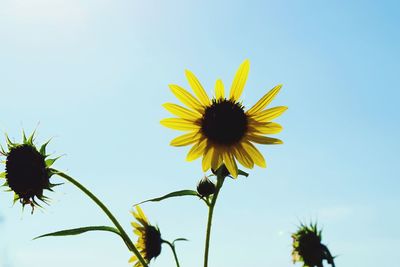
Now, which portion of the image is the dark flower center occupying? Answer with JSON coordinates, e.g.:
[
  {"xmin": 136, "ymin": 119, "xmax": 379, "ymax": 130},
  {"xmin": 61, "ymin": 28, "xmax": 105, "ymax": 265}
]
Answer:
[
  {"xmin": 297, "ymin": 232, "xmax": 324, "ymax": 266},
  {"xmin": 145, "ymin": 225, "xmax": 162, "ymax": 261},
  {"xmin": 201, "ymin": 99, "xmax": 248, "ymax": 146},
  {"xmin": 5, "ymin": 144, "xmax": 48, "ymax": 202}
]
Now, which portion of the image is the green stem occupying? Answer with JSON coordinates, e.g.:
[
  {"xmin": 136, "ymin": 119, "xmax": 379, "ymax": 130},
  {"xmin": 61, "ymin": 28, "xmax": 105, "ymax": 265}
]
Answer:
[
  {"xmin": 203, "ymin": 173, "xmax": 225, "ymax": 267},
  {"xmin": 163, "ymin": 240, "xmax": 181, "ymax": 267},
  {"xmin": 52, "ymin": 169, "xmax": 148, "ymax": 267}
]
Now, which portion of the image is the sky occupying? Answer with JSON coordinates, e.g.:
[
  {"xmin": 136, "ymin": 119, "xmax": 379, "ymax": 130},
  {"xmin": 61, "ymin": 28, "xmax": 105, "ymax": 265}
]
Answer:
[{"xmin": 0, "ymin": 0, "xmax": 399, "ymax": 266}]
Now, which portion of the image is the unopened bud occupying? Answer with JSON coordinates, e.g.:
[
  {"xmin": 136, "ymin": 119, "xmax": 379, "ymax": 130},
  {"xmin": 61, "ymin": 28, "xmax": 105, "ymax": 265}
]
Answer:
[{"xmin": 197, "ymin": 177, "xmax": 216, "ymax": 197}]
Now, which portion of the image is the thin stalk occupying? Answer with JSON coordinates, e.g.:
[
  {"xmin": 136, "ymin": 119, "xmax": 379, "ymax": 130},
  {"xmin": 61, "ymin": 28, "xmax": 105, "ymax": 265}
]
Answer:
[
  {"xmin": 203, "ymin": 173, "xmax": 225, "ymax": 267},
  {"xmin": 51, "ymin": 169, "xmax": 148, "ymax": 267},
  {"xmin": 162, "ymin": 240, "xmax": 181, "ymax": 267}
]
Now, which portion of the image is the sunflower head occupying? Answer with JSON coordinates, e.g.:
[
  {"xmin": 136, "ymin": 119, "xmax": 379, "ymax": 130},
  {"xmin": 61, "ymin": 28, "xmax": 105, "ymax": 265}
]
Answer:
[
  {"xmin": 197, "ymin": 176, "xmax": 216, "ymax": 197},
  {"xmin": 161, "ymin": 60, "xmax": 287, "ymax": 178},
  {"xmin": 292, "ymin": 223, "xmax": 335, "ymax": 267},
  {"xmin": 0, "ymin": 131, "xmax": 59, "ymax": 212},
  {"xmin": 130, "ymin": 206, "xmax": 162, "ymax": 266}
]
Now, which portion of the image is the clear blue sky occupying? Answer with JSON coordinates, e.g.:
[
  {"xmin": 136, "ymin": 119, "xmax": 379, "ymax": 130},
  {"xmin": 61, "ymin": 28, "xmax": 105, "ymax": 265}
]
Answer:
[{"xmin": 0, "ymin": 0, "xmax": 399, "ymax": 266}]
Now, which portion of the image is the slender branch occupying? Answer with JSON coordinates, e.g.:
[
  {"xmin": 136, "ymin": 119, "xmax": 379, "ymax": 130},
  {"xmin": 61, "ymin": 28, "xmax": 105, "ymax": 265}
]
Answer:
[
  {"xmin": 203, "ymin": 172, "xmax": 225, "ymax": 267},
  {"xmin": 162, "ymin": 240, "xmax": 181, "ymax": 267},
  {"xmin": 51, "ymin": 169, "xmax": 148, "ymax": 267}
]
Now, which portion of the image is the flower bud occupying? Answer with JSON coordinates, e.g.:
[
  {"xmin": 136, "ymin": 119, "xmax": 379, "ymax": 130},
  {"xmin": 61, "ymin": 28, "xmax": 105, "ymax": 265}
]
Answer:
[
  {"xmin": 196, "ymin": 177, "xmax": 216, "ymax": 197},
  {"xmin": 291, "ymin": 223, "xmax": 335, "ymax": 267}
]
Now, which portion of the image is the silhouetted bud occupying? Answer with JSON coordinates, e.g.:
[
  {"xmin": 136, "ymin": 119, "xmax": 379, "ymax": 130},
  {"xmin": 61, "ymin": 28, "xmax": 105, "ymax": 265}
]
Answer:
[
  {"xmin": 197, "ymin": 177, "xmax": 216, "ymax": 197},
  {"xmin": 292, "ymin": 223, "xmax": 335, "ymax": 267}
]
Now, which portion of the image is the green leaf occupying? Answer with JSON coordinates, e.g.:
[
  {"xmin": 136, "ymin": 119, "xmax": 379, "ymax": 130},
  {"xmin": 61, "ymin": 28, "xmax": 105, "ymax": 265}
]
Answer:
[
  {"xmin": 134, "ymin": 190, "xmax": 200, "ymax": 206},
  {"xmin": 39, "ymin": 195, "xmax": 51, "ymax": 204},
  {"xmin": 27, "ymin": 130, "xmax": 36, "ymax": 144},
  {"xmin": 45, "ymin": 156, "xmax": 61, "ymax": 167},
  {"xmin": 13, "ymin": 193, "xmax": 20, "ymax": 204},
  {"xmin": 31, "ymin": 198, "xmax": 43, "ymax": 208},
  {"xmin": 5, "ymin": 134, "xmax": 14, "ymax": 148},
  {"xmin": 34, "ymin": 226, "xmax": 121, "ymax": 240},
  {"xmin": 22, "ymin": 130, "xmax": 27, "ymax": 143},
  {"xmin": 48, "ymin": 182, "xmax": 64, "ymax": 189},
  {"xmin": 40, "ymin": 139, "xmax": 52, "ymax": 156},
  {"xmin": 238, "ymin": 169, "xmax": 249, "ymax": 177},
  {"xmin": 0, "ymin": 172, "xmax": 6, "ymax": 178},
  {"xmin": 0, "ymin": 144, "xmax": 7, "ymax": 155},
  {"xmin": 172, "ymin": 238, "xmax": 189, "ymax": 245}
]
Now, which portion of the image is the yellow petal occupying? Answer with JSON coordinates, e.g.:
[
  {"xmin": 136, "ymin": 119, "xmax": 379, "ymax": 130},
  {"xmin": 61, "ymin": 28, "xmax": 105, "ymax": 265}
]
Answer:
[
  {"xmin": 186, "ymin": 139, "xmax": 207, "ymax": 161},
  {"xmin": 136, "ymin": 242, "xmax": 145, "ymax": 250},
  {"xmin": 135, "ymin": 206, "xmax": 147, "ymax": 221},
  {"xmin": 169, "ymin": 84, "xmax": 204, "ymax": 112},
  {"xmin": 229, "ymin": 59, "xmax": 250, "ymax": 101},
  {"xmin": 202, "ymin": 146, "xmax": 214, "ymax": 171},
  {"xmin": 241, "ymin": 141, "xmax": 266, "ymax": 167},
  {"xmin": 131, "ymin": 209, "xmax": 139, "ymax": 218},
  {"xmin": 246, "ymin": 134, "xmax": 283, "ymax": 145},
  {"xmin": 215, "ymin": 79, "xmax": 225, "ymax": 100},
  {"xmin": 128, "ymin": 255, "xmax": 137, "ymax": 263},
  {"xmin": 246, "ymin": 84, "xmax": 282, "ymax": 115},
  {"xmin": 211, "ymin": 149, "xmax": 223, "ymax": 170},
  {"xmin": 251, "ymin": 106, "xmax": 287, "ymax": 122},
  {"xmin": 163, "ymin": 103, "xmax": 201, "ymax": 120},
  {"xmin": 249, "ymin": 122, "xmax": 283, "ymax": 134},
  {"xmin": 185, "ymin": 70, "xmax": 210, "ymax": 106},
  {"xmin": 131, "ymin": 222, "xmax": 141, "ymax": 229},
  {"xmin": 135, "ymin": 216, "xmax": 148, "ymax": 226},
  {"xmin": 170, "ymin": 131, "xmax": 201, "ymax": 147},
  {"xmin": 134, "ymin": 229, "xmax": 142, "ymax": 236},
  {"xmin": 160, "ymin": 118, "xmax": 200, "ymax": 131},
  {"xmin": 133, "ymin": 206, "xmax": 148, "ymax": 226},
  {"xmin": 223, "ymin": 151, "xmax": 238, "ymax": 178},
  {"xmin": 233, "ymin": 145, "xmax": 254, "ymax": 169}
]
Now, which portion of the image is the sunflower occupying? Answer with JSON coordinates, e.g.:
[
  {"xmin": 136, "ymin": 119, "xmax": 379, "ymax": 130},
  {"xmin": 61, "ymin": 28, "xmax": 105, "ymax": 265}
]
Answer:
[
  {"xmin": 292, "ymin": 223, "xmax": 335, "ymax": 267},
  {"xmin": 161, "ymin": 60, "xmax": 287, "ymax": 177},
  {"xmin": 0, "ymin": 131, "xmax": 59, "ymax": 212},
  {"xmin": 129, "ymin": 206, "xmax": 162, "ymax": 267}
]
